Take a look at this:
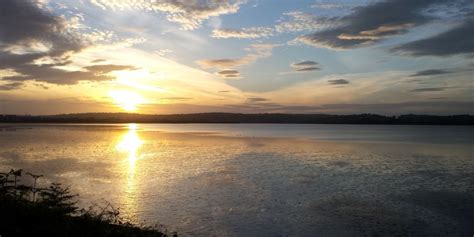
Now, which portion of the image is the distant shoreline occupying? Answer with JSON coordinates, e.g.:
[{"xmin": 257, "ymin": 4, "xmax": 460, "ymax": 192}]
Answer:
[{"xmin": 1, "ymin": 113, "xmax": 473, "ymax": 125}]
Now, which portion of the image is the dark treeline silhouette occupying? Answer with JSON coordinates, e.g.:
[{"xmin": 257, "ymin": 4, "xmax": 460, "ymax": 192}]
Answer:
[{"xmin": 1, "ymin": 113, "xmax": 473, "ymax": 125}]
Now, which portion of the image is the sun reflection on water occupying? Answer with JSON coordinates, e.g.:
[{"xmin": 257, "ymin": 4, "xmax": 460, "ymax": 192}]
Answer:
[
  {"xmin": 116, "ymin": 123, "xmax": 143, "ymax": 173},
  {"xmin": 116, "ymin": 123, "xmax": 143, "ymax": 221}
]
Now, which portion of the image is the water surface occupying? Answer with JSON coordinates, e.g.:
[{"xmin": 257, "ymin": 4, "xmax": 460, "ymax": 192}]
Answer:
[{"xmin": 1, "ymin": 124, "xmax": 473, "ymax": 236}]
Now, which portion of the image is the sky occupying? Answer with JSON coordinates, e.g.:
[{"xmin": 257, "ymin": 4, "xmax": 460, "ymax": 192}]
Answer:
[{"xmin": 0, "ymin": 0, "xmax": 473, "ymax": 115}]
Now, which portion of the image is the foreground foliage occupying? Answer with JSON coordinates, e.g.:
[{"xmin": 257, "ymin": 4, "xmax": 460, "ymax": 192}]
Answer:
[{"xmin": 0, "ymin": 169, "xmax": 175, "ymax": 237}]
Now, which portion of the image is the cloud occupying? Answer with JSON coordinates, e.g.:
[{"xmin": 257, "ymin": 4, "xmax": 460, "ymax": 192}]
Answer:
[
  {"xmin": 159, "ymin": 97, "xmax": 193, "ymax": 101},
  {"xmin": 0, "ymin": 1, "xmax": 140, "ymax": 85},
  {"xmin": 210, "ymin": 10, "xmax": 336, "ymax": 40},
  {"xmin": 311, "ymin": 3, "xmax": 355, "ymax": 10},
  {"xmin": 292, "ymin": 61, "xmax": 318, "ymax": 67},
  {"xmin": 0, "ymin": 0, "xmax": 84, "ymax": 56},
  {"xmin": 291, "ymin": 61, "xmax": 320, "ymax": 71},
  {"xmin": 392, "ymin": 19, "xmax": 474, "ymax": 56},
  {"xmin": 34, "ymin": 83, "xmax": 50, "ymax": 90},
  {"xmin": 311, "ymin": 3, "xmax": 345, "ymax": 9},
  {"xmin": 89, "ymin": 0, "xmax": 246, "ymax": 30},
  {"xmin": 217, "ymin": 69, "xmax": 239, "ymax": 75},
  {"xmin": 0, "ymin": 82, "xmax": 23, "ymax": 91},
  {"xmin": 411, "ymin": 87, "xmax": 451, "ymax": 92},
  {"xmin": 0, "ymin": 0, "xmax": 109, "ymax": 85},
  {"xmin": 295, "ymin": 66, "xmax": 320, "ymax": 72},
  {"xmin": 409, "ymin": 69, "xmax": 452, "ymax": 77},
  {"xmin": 1, "ymin": 65, "xmax": 109, "ymax": 85},
  {"xmin": 336, "ymin": 23, "xmax": 414, "ymax": 40},
  {"xmin": 91, "ymin": 59, "xmax": 106, "ymax": 63},
  {"xmin": 296, "ymin": 0, "xmax": 449, "ymax": 49},
  {"xmin": 154, "ymin": 49, "xmax": 173, "ymax": 56},
  {"xmin": 212, "ymin": 27, "xmax": 273, "ymax": 39},
  {"xmin": 216, "ymin": 69, "xmax": 241, "ymax": 78},
  {"xmin": 197, "ymin": 59, "xmax": 244, "ymax": 69},
  {"xmin": 328, "ymin": 79, "xmax": 350, "ymax": 85},
  {"xmin": 1, "ymin": 64, "xmax": 137, "ymax": 85},
  {"xmin": 196, "ymin": 44, "xmax": 277, "ymax": 69},
  {"xmin": 275, "ymin": 11, "xmax": 337, "ymax": 33},
  {"xmin": 83, "ymin": 64, "xmax": 137, "ymax": 74},
  {"xmin": 247, "ymin": 97, "xmax": 268, "ymax": 102}
]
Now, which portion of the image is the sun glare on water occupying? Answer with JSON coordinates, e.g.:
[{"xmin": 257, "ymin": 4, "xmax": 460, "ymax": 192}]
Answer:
[
  {"xmin": 116, "ymin": 124, "xmax": 143, "ymax": 173},
  {"xmin": 116, "ymin": 124, "xmax": 143, "ymax": 217},
  {"xmin": 108, "ymin": 90, "xmax": 146, "ymax": 112}
]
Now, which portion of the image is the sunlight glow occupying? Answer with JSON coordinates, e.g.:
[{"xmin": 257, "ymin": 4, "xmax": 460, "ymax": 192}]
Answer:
[
  {"xmin": 117, "ymin": 78, "xmax": 166, "ymax": 92},
  {"xmin": 108, "ymin": 90, "xmax": 146, "ymax": 112},
  {"xmin": 115, "ymin": 70, "xmax": 166, "ymax": 93}
]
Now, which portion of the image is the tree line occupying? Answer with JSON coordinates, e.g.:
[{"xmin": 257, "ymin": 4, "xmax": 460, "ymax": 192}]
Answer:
[{"xmin": 1, "ymin": 113, "xmax": 473, "ymax": 125}]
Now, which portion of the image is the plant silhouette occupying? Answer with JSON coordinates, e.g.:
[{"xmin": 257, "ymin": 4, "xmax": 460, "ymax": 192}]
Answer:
[
  {"xmin": 26, "ymin": 172, "xmax": 43, "ymax": 202},
  {"xmin": 0, "ymin": 168, "xmax": 174, "ymax": 236}
]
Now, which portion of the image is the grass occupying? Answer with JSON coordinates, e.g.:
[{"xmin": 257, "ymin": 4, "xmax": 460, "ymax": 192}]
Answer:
[{"xmin": 0, "ymin": 169, "xmax": 176, "ymax": 237}]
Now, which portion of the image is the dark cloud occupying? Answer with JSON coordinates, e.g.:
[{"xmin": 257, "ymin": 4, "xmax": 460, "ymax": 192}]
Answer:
[
  {"xmin": 291, "ymin": 61, "xmax": 320, "ymax": 71},
  {"xmin": 83, "ymin": 64, "xmax": 137, "ymax": 74},
  {"xmin": 392, "ymin": 20, "xmax": 474, "ymax": 56},
  {"xmin": 218, "ymin": 90, "xmax": 230, "ymax": 93},
  {"xmin": 0, "ymin": 0, "xmax": 130, "ymax": 85},
  {"xmin": 0, "ymin": 82, "xmax": 23, "ymax": 91},
  {"xmin": 295, "ymin": 66, "xmax": 320, "ymax": 71},
  {"xmin": 223, "ymin": 74, "xmax": 240, "ymax": 78},
  {"xmin": 217, "ymin": 69, "xmax": 239, "ymax": 75},
  {"xmin": 411, "ymin": 87, "xmax": 451, "ymax": 92},
  {"xmin": 1, "ymin": 66, "xmax": 111, "ymax": 85},
  {"xmin": 247, "ymin": 97, "xmax": 268, "ymax": 102},
  {"xmin": 0, "ymin": 0, "xmax": 83, "ymax": 56},
  {"xmin": 0, "ymin": 54, "xmax": 42, "ymax": 69},
  {"xmin": 297, "ymin": 0, "xmax": 453, "ymax": 49},
  {"xmin": 292, "ymin": 61, "xmax": 318, "ymax": 67},
  {"xmin": 91, "ymin": 59, "xmax": 107, "ymax": 63},
  {"xmin": 409, "ymin": 69, "xmax": 452, "ymax": 77},
  {"xmin": 1, "ymin": 64, "xmax": 136, "ymax": 85},
  {"xmin": 328, "ymin": 79, "xmax": 350, "ymax": 85},
  {"xmin": 405, "ymin": 79, "xmax": 423, "ymax": 83},
  {"xmin": 198, "ymin": 59, "xmax": 242, "ymax": 68},
  {"xmin": 34, "ymin": 83, "xmax": 49, "ymax": 90},
  {"xmin": 216, "ymin": 69, "xmax": 241, "ymax": 78}
]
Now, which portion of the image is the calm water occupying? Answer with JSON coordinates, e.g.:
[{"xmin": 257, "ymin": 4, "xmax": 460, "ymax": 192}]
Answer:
[{"xmin": 1, "ymin": 124, "xmax": 473, "ymax": 236}]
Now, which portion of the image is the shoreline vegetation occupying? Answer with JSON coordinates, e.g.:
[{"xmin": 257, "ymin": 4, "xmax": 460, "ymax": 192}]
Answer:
[
  {"xmin": 1, "ymin": 113, "xmax": 473, "ymax": 125},
  {"xmin": 0, "ymin": 169, "xmax": 175, "ymax": 237}
]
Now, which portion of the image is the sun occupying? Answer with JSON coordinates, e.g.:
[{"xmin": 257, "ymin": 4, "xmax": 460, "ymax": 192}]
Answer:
[{"xmin": 108, "ymin": 90, "xmax": 146, "ymax": 112}]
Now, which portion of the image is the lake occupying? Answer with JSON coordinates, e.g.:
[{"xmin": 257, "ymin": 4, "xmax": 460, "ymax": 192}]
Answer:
[{"xmin": 1, "ymin": 124, "xmax": 473, "ymax": 236}]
